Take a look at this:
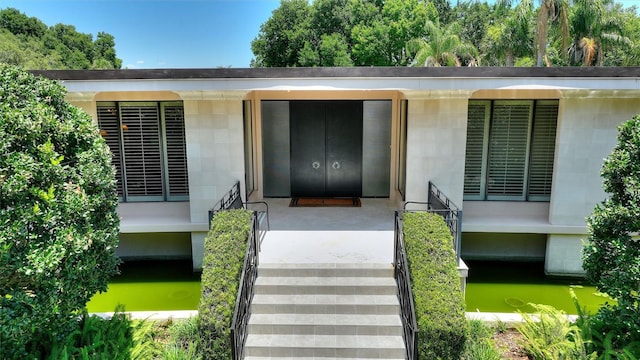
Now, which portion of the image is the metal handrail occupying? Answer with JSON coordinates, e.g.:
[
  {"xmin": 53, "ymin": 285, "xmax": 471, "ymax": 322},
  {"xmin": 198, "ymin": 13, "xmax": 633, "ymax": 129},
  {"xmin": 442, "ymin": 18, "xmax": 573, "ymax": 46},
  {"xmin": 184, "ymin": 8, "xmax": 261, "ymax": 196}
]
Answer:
[
  {"xmin": 208, "ymin": 180, "xmax": 270, "ymax": 233},
  {"xmin": 230, "ymin": 212, "xmax": 259, "ymax": 360},
  {"xmin": 402, "ymin": 181, "xmax": 463, "ymax": 263},
  {"xmin": 394, "ymin": 211, "xmax": 419, "ymax": 360}
]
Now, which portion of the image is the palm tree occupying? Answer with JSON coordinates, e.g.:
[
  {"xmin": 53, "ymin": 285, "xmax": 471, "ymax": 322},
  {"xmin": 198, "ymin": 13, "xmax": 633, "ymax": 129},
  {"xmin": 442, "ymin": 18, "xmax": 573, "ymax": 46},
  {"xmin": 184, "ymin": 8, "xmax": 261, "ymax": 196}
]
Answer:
[
  {"xmin": 536, "ymin": 0, "xmax": 569, "ymax": 66},
  {"xmin": 569, "ymin": 0, "xmax": 630, "ymax": 66},
  {"xmin": 407, "ymin": 20, "xmax": 478, "ymax": 67}
]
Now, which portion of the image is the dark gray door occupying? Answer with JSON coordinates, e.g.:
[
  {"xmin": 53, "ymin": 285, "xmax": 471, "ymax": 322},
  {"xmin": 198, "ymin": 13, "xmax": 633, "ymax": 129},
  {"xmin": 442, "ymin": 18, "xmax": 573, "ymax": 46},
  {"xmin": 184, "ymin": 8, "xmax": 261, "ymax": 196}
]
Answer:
[{"xmin": 290, "ymin": 101, "xmax": 362, "ymax": 197}]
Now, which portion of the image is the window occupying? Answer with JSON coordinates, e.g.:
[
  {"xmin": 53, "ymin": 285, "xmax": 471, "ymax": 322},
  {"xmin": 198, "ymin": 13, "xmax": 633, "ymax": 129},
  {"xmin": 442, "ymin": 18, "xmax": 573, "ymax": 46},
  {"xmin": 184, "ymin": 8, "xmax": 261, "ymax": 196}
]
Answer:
[
  {"xmin": 97, "ymin": 101, "xmax": 188, "ymax": 202},
  {"xmin": 463, "ymin": 100, "xmax": 558, "ymax": 201}
]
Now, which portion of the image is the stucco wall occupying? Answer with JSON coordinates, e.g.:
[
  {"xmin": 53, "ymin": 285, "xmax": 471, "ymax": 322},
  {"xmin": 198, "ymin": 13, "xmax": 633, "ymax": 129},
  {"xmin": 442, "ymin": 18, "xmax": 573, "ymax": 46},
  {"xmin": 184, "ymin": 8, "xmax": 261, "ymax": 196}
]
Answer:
[
  {"xmin": 405, "ymin": 97, "xmax": 467, "ymax": 206},
  {"xmin": 544, "ymin": 96, "xmax": 640, "ymax": 275},
  {"xmin": 116, "ymin": 232, "xmax": 191, "ymax": 260},
  {"xmin": 183, "ymin": 98, "xmax": 245, "ymax": 225},
  {"xmin": 549, "ymin": 96, "xmax": 638, "ymax": 227}
]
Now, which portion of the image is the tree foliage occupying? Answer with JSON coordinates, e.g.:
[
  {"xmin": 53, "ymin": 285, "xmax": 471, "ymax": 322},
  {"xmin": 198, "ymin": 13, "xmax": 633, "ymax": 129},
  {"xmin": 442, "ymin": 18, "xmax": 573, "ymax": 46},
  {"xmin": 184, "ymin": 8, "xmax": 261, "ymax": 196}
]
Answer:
[
  {"xmin": 583, "ymin": 115, "xmax": 640, "ymax": 352},
  {"xmin": 251, "ymin": 0, "xmax": 640, "ymax": 67},
  {"xmin": 0, "ymin": 64, "xmax": 120, "ymax": 358},
  {"xmin": 0, "ymin": 7, "xmax": 122, "ymax": 69},
  {"xmin": 252, "ymin": 0, "xmax": 431, "ymax": 67}
]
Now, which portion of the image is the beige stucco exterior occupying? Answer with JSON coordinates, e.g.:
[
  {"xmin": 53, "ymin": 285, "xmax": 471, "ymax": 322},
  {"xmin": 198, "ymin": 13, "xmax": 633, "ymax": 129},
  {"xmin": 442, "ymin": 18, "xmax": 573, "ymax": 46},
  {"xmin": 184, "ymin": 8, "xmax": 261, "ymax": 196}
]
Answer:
[{"xmin": 56, "ymin": 68, "xmax": 640, "ymax": 275}]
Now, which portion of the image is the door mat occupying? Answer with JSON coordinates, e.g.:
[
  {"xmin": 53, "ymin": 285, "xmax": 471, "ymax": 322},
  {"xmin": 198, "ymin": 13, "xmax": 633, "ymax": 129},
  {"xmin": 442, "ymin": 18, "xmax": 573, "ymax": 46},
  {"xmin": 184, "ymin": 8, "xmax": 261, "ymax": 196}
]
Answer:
[{"xmin": 289, "ymin": 197, "xmax": 361, "ymax": 207}]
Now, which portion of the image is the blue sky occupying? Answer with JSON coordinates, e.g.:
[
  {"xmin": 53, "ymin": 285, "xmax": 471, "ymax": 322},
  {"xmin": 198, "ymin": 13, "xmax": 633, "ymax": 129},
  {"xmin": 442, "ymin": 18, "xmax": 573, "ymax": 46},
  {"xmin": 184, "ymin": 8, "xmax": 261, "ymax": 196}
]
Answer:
[
  {"xmin": 0, "ymin": 0, "xmax": 281, "ymax": 68},
  {"xmin": 1, "ymin": 0, "xmax": 638, "ymax": 69}
]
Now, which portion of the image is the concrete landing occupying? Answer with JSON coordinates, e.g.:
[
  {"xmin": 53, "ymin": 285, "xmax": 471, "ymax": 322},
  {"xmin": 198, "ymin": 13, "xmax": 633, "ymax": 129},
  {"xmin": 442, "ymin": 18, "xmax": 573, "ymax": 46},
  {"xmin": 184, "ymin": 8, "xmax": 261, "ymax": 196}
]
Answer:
[{"xmin": 260, "ymin": 231, "xmax": 394, "ymax": 264}]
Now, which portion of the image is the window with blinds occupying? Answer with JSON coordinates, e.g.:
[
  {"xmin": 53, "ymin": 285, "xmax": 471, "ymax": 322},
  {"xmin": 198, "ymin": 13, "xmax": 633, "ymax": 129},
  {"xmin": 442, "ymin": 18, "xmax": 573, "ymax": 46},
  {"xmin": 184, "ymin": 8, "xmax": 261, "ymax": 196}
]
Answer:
[
  {"xmin": 97, "ymin": 101, "xmax": 189, "ymax": 202},
  {"xmin": 463, "ymin": 100, "xmax": 558, "ymax": 201}
]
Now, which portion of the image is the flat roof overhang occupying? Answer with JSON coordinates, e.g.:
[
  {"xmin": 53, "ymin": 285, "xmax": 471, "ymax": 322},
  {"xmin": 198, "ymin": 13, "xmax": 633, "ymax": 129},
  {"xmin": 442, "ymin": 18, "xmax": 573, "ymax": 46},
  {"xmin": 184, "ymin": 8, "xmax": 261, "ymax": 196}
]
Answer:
[{"xmin": 31, "ymin": 67, "xmax": 640, "ymax": 95}]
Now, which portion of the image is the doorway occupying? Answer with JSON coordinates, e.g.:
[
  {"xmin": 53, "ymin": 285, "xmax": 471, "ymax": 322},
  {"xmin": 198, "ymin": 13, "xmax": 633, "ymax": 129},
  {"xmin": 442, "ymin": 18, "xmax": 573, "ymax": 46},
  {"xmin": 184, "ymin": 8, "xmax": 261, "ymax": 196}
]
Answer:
[
  {"xmin": 290, "ymin": 101, "xmax": 363, "ymax": 197},
  {"xmin": 261, "ymin": 99, "xmax": 391, "ymax": 198}
]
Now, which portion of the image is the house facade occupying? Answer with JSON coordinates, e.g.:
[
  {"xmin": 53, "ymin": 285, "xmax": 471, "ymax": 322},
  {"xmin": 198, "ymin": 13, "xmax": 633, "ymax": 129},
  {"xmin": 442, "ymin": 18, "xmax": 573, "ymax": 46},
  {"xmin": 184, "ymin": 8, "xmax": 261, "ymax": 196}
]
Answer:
[{"xmin": 37, "ymin": 67, "xmax": 640, "ymax": 276}]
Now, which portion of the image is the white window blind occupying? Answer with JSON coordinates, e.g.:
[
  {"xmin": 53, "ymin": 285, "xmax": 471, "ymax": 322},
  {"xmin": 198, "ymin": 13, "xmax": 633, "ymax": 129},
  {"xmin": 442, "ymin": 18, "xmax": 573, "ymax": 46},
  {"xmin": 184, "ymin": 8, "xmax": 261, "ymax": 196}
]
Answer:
[
  {"xmin": 97, "ymin": 103, "xmax": 123, "ymax": 197},
  {"xmin": 162, "ymin": 103, "xmax": 189, "ymax": 200},
  {"xmin": 463, "ymin": 101, "xmax": 490, "ymax": 198},
  {"xmin": 120, "ymin": 103, "xmax": 164, "ymax": 200},
  {"xmin": 487, "ymin": 101, "xmax": 532, "ymax": 200},
  {"xmin": 463, "ymin": 100, "xmax": 557, "ymax": 201},
  {"xmin": 528, "ymin": 101, "xmax": 558, "ymax": 200},
  {"xmin": 97, "ymin": 101, "xmax": 188, "ymax": 202}
]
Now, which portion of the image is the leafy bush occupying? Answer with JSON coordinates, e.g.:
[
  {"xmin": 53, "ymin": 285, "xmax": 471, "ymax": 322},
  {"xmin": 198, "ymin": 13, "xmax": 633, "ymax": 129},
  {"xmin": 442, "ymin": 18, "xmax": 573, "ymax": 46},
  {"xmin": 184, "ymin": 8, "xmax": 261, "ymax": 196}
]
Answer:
[
  {"xmin": 47, "ymin": 306, "xmax": 160, "ymax": 360},
  {"xmin": 518, "ymin": 303, "xmax": 595, "ymax": 360},
  {"xmin": 0, "ymin": 64, "xmax": 120, "ymax": 358},
  {"xmin": 462, "ymin": 319, "xmax": 501, "ymax": 360},
  {"xmin": 197, "ymin": 209, "xmax": 252, "ymax": 360},
  {"xmin": 402, "ymin": 211, "xmax": 467, "ymax": 359},
  {"xmin": 161, "ymin": 316, "xmax": 202, "ymax": 360},
  {"xmin": 584, "ymin": 115, "xmax": 640, "ymax": 353}
]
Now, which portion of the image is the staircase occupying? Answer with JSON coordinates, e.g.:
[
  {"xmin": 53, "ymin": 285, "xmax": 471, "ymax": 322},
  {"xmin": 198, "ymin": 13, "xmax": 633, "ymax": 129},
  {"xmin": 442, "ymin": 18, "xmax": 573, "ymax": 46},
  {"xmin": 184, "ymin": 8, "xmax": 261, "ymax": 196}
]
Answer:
[{"xmin": 244, "ymin": 263, "xmax": 405, "ymax": 359}]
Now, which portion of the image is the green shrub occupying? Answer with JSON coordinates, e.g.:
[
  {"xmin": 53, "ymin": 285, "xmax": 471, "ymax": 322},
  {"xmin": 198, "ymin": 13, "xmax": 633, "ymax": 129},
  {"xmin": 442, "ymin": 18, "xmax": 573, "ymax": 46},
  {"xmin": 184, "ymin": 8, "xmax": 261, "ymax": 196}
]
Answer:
[
  {"xmin": 402, "ymin": 211, "xmax": 467, "ymax": 359},
  {"xmin": 169, "ymin": 316, "xmax": 201, "ymax": 353},
  {"xmin": 462, "ymin": 319, "xmax": 501, "ymax": 360},
  {"xmin": 159, "ymin": 316, "xmax": 202, "ymax": 359},
  {"xmin": 197, "ymin": 209, "xmax": 253, "ymax": 360},
  {"xmin": 583, "ymin": 115, "xmax": 640, "ymax": 354},
  {"xmin": 518, "ymin": 303, "xmax": 595, "ymax": 360},
  {"xmin": 0, "ymin": 64, "xmax": 120, "ymax": 358},
  {"xmin": 47, "ymin": 306, "xmax": 162, "ymax": 360}
]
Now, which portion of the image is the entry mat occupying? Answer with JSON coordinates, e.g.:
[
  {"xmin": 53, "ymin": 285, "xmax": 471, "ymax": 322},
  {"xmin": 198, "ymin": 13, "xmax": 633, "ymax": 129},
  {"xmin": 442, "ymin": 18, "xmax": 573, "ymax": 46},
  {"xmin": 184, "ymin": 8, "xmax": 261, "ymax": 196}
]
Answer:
[{"xmin": 289, "ymin": 197, "xmax": 362, "ymax": 207}]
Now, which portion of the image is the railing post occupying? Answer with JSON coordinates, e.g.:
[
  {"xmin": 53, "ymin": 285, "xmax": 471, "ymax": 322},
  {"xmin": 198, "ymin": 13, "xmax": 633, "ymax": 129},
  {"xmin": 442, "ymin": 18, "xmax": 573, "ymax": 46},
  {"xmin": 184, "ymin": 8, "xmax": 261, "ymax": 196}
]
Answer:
[{"xmin": 456, "ymin": 210, "xmax": 463, "ymax": 264}]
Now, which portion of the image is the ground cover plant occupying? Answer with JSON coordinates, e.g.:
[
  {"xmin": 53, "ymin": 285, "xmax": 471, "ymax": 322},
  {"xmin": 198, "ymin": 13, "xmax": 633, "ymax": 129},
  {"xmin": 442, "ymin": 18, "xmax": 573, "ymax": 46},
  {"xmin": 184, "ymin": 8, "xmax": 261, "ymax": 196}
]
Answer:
[
  {"xmin": 197, "ymin": 209, "xmax": 252, "ymax": 359},
  {"xmin": 402, "ymin": 211, "xmax": 467, "ymax": 359},
  {"xmin": 0, "ymin": 64, "xmax": 120, "ymax": 358},
  {"xmin": 462, "ymin": 319, "xmax": 502, "ymax": 360}
]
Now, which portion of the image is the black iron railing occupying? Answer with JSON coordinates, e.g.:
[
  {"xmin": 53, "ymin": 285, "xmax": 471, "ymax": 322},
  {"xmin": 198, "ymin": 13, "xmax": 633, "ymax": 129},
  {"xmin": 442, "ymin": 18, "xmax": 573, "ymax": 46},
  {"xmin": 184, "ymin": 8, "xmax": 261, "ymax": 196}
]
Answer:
[
  {"xmin": 208, "ymin": 180, "xmax": 270, "ymax": 232},
  {"xmin": 230, "ymin": 212, "xmax": 259, "ymax": 360},
  {"xmin": 394, "ymin": 211, "xmax": 419, "ymax": 360},
  {"xmin": 208, "ymin": 181, "xmax": 262, "ymax": 360},
  {"xmin": 404, "ymin": 181, "xmax": 462, "ymax": 263}
]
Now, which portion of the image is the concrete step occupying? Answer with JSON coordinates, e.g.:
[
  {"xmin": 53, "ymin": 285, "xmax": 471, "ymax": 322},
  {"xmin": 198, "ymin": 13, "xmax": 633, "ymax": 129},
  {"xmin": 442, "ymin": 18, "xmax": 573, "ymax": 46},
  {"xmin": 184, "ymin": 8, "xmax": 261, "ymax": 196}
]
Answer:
[
  {"xmin": 248, "ymin": 313, "xmax": 402, "ymax": 336},
  {"xmin": 251, "ymin": 294, "xmax": 399, "ymax": 315},
  {"xmin": 244, "ymin": 334, "xmax": 406, "ymax": 358},
  {"xmin": 258, "ymin": 263, "xmax": 394, "ymax": 278},
  {"xmin": 246, "ymin": 262, "xmax": 405, "ymax": 359},
  {"xmin": 254, "ymin": 276, "xmax": 397, "ymax": 295}
]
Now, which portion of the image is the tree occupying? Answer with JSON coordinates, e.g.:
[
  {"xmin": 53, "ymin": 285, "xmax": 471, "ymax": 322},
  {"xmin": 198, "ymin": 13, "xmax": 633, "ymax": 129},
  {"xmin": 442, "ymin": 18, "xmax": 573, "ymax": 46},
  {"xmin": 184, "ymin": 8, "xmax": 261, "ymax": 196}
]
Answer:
[
  {"xmin": 452, "ymin": 0, "xmax": 492, "ymax": 52},
  {"xmin": 583, "ymin": 115, "xmax": 640, "ymax": 350},
  {"xmin": 93, "ymin": 32, "xmax": 122, "ymax": 69},
  {"xmin": 0, "ymin": 7, "xmax": 46, "ymax": 38},
  {"xmin": 0, "ymin": 7, "xmax": 121, "ymax": 70},
  {"xmin": 251, "ymin": 0, "xmax": 429, "ymax": 67},
  {"xmin": 251, "ymin": 0, "xmax": 312, "ymax": 67},
  {"xmin": 482, "ymin": 0, "xmax": 535, "ymax": 66},
  {"xmin": 536, "ymin": 0, "xmax": 569, "ymax": 66},
  {"xmin": 569, "ymin": 0, "xmax": 630, "ymax": 66},
  {"xmin": 0, "ymin": 65, "xmax": 120, "ymax": 358},
  {"xmin": 407, "ymin": 20, "xmax": 478, "ymax": 66}
]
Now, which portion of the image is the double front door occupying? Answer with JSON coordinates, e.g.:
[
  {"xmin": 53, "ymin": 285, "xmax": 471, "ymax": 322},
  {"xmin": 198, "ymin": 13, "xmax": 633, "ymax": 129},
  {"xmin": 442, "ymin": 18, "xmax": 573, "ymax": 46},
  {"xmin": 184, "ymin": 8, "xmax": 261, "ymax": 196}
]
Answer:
[{"xmin": 290, "ymin": 101, "xmax": 363, "ymax": 197}]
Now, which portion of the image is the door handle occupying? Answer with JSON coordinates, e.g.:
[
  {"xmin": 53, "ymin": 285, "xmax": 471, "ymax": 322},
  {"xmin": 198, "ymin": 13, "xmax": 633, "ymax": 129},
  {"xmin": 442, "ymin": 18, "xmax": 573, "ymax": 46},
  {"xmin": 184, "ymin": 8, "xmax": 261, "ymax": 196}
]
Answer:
[
  {"xmin": 312, "ymin": 161, "xmax": 321, "ymax": 170},
  {"xmin": 332, "ymin": 161, "xmax": 340, "ymax": 170}
]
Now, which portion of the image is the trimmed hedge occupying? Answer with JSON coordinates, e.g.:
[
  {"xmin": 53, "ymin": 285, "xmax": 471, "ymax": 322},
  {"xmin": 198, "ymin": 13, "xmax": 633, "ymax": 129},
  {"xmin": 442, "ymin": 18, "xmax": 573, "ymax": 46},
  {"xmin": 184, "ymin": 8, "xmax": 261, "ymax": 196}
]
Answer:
[
  {"xmin": 197, "ymin": 209, "xmax": 253, "ymax": 360},
  {"xmin": 403, "ymin": 211, "xmax": 467, "ymax": 359}
]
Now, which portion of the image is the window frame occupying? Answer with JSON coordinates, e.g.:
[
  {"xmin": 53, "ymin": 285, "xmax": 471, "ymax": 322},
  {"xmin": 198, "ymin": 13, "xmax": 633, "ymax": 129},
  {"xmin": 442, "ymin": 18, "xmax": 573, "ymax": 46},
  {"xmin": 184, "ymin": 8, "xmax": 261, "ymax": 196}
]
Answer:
[{"xmin": 463, "ymin": 99, "xmax": 558, "ymax": 202}]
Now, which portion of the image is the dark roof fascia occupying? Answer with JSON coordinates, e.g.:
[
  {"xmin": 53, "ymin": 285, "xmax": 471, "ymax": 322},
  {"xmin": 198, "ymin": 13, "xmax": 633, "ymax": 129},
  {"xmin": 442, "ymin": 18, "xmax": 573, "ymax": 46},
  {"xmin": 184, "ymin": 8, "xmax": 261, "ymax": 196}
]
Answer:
[{"xmin": 31, "ymin": 67, "xmax": 640, "ymax": 81}]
